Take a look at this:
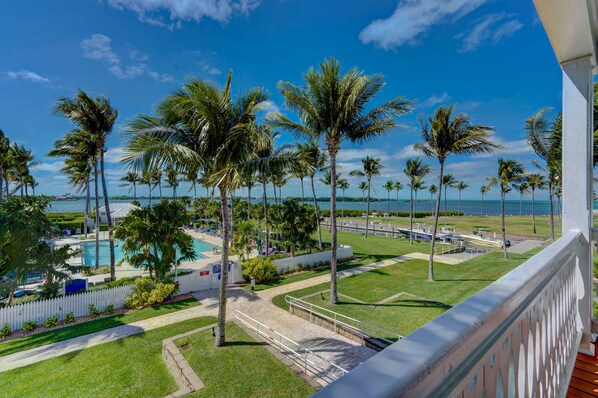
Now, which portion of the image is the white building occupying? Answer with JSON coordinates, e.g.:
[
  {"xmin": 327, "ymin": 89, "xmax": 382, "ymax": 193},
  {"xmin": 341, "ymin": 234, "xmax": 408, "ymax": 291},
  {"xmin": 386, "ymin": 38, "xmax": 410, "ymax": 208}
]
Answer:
[
  {"xmin": 97, "ymin": 203, "xmax": 140, "ymax": 225},
  {"xmin": 315, "ymin": 1, "xmax": 598, "ymax": 397}
]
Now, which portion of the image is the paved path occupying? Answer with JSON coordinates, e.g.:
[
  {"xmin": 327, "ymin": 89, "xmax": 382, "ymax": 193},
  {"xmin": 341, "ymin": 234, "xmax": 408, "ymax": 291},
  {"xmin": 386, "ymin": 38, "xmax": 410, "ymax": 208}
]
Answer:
[
  {"xmin": 508, "ymin": 239, "xmax": 544, "ymax": 254},
  {"xmin": 0, "ymin": 255, "xmax": 407, "ymax": 374}
]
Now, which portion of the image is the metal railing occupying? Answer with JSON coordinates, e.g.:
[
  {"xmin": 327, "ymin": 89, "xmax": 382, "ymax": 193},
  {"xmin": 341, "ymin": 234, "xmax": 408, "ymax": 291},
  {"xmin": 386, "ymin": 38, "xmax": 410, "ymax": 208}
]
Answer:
[
  {"xmin": 234, "ymin": 310, "xmax": 348, "ymax": 382},
  {"xmin": 285, "ymin": 295, "xmax": 402, "ymax": 346},
  {"xmin": 313, "ymin": 230, "xmax": 584, "ymax": 397}
]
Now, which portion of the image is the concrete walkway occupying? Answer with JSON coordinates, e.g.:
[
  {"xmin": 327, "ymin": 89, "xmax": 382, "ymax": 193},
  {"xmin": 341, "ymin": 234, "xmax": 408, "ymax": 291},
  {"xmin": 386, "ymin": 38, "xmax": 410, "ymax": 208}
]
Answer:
[
  {"xmin": 0, "ymin": 255, "xmax": 407, "ymax": 374},
  {"xmin": 508, "ymin": 239, "xmax": 544, "ymax": 254}
]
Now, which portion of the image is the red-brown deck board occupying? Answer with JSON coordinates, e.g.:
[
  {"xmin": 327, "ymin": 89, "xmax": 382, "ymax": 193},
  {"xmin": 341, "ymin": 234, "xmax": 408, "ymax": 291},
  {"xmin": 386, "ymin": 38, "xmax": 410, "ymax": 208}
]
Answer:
[{"xmin": 568, "ymin": 351, "xmax": 598, "ymax": 397}]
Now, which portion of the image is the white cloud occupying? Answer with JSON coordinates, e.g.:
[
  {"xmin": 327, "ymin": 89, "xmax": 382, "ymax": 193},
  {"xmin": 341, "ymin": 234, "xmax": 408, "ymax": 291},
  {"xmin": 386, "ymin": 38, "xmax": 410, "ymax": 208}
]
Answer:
[
  {"xmin": 474, "ymin": 135, "xmax": 535, "ymax": 158},
  {"xmin": 421, "ymin": 92, "xmax": 450, "ymax": 108},
  {"xmin": 81, "ymin": 34, "xmax": 173, "ymax": 82},
  {"xmin": 107, "ymin": 0, "xmax": 260, "ymax": 29},
  {"xmin": 393, "ymin": 145, "xmax": 421, "ymax": 160},
  {"xmin": 200, "ymin": 62, "xmax": 221, "ymax": 76},
  {"xmin": 359, "ymin": 0, "xmax": 486, "ymax": 50},
  {"xmin": 457, "ymin": 13, "xmax": 523, "ymax": 52},
  {"xmin": 258, "ymin": 100, "xmax": 281, "ymax": 117},
  {"xmin": 31, "ymin": 161, "xmax": 64, "ymax": 173},
  {"xmin": 6, "ymin": 70, "xmax": 50, "ymax": 83},
  {"xmin": 337, "ymin": 148, "xmax": 390, "ymax": 162},
  {"xmin": 104, "ymin": 147, "xmax": 125, "ymax": 164}
]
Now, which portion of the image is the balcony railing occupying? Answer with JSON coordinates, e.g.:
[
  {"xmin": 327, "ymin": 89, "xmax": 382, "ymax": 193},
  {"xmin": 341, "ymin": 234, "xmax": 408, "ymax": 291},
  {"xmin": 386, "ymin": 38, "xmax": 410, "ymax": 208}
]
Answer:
[{"xmin": 313, "ymin": 230, "xmax": 584, "ymax": 397}]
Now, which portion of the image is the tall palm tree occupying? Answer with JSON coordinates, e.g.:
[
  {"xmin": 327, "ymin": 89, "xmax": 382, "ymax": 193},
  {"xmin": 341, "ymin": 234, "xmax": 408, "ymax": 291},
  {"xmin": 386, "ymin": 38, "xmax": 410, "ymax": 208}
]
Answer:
[
  {"xmin": 141, "ymin": 170, "xmax": 154, "ymax": 205},
  {"xmin": 0, "ymin": 130, "xmax": 9, "ymax": 202},
  {"xmin": 487, "ymin": 159, "xmax": 525, "ymax": 258},
  {"xmin": 394, "ymin": 181, "xmax": 403, "ymax": 213},
  {"xmin": 10, "ymin": 143, "xmax": 37, "ymax": 196},
  {"xmin": 120, "ymin": 171, "xmax": 140, "ymax": 199},
  {"xmin": 513, "ymin": 181, "xmax": 529, "ymax": 216},
  {"xmin": 54, "ymin": 90, "xmax": 118, "ymax": 280},
  {"xmin": 414, "ymin": 105, "xmax": 498, "ymax": 281},
  {"xmin": 338, "ymin": 178, "xmax": 349, "ymax": 218},
  {"xmin": 294, "ymin": 142, "xmax": 311, "ymax": 204},
  {"xmin": 442, "ymin": 173, "xmax": 456, "ymax": 226},
  {"xmin": 123, "ymin": 71, "xmax": 268, "ymax": 346},
  {"xmin": 411, "ymin": 176, "xmax": 427, "ymax": 214},
  {"xmin": 383, "ymin": 180, "xmax": 394, "ymax": 213},
  {"xmin": 404, "ymin": 157, "xmax": 432, "ymax": 244},
  {"xmin": 164, "ymin": 165, "xmax": 179, "ymax": 199},
  {"xmin": 526, "ymin": 173, "xmax": 546, "ymax": 234},
  {"xmin": 270, "ymin": 58, "xmax": 411, "ymax": 304},
  {"xmin": 350, "ymin": 156, "xmax": 384, "ymax": 238},
  {"xmin": 428, "ymin": 184, "xmax": 437, "ymax": 213},
  {"xmin": 455, "ymin": 181, "xmax": 469, "ymax": 214},
  {"xmin": 480, "ymin": 185, "xmax": 490, "ymax": 216},
  {"xmin": 358, "ymin": 181, "xmax": 368, "ymax": 206}
]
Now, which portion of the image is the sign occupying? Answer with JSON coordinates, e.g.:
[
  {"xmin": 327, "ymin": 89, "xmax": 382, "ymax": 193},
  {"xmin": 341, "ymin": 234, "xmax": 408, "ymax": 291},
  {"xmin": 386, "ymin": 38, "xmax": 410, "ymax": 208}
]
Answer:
[
  {"xmin": 200, "ymin": 270, "xmax": 209, "ymax": 276},
  {"xmin": 65, "ymin": 279, "xmax": 87, "ymax": 295}
]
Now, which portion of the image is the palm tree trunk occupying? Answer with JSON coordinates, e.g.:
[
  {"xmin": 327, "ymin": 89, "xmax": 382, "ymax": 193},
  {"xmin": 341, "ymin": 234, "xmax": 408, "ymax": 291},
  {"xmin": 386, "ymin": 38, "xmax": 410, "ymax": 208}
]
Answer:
[
  {"xmin": 94, "ymin": 162, "xmax": 100, "ymax": 269},
  {"xmin": 342, "ymin": 189, "xmax": 345, "ymax": 218},
  {"xmin": 133, "ymin": 182, "xmax": 137, "ymax": 200},
  {"xmin": 215, "ymin": 185, "xmax": 230, "ymax": 347},
  {"xmin": 387, "ymin": 192, "xmax": 390, "ymax": 212},
  {"xmin": 532, "ymin": 188, "xmax": 536, "ymax": 234},
  {"xmin": 501, "ymin": 190, "xmax": 508, "ymax": 259},
  {"xmin": 193, "ymin": 183, "xmax": 197, "ymax": 199},
  {"xmin": 262, "ymin": 180, "xmax": 269, "ymax": 255},
  {"xmin": 19, "ymin": 175, "xmax": 24, "ymax": 197},
  {"xmin": 444, "ymin": 186, "xmax": 447, "ymax": 227},
  {"xmin": 84, "ymin": 178, "xmax": 90, "ymax": 239},
  {"xmin": 100, "ymin": 153, "xmax": 116, "ymax": 280},
  {"xmin": 329, "ymin": 150, "xmax": 339, "ymax": 304},
  {"xmin": 519, "ymin": 194, "xmax": 523, "ymax": 216},
  {"xmin": 247, "ymin": 185, "xmax": 252, "ymax": 221},
  {"xmin": 428, "ymin": 163, "xmax": 444, "ymax": 281},
  {"xmin": 457, "ymin": 191, "xmax": 461, "ymax": 214},
  {"xmin": 365, "ymin": 179, "xmax": 371, "ymax": 238},
  {"xmin": 396, "ymin": 190, "xmax": 399, "ymax": 213},
  {"xmin": 548, "ymin": 182, "xmax": 555, "ymax": 241},
  {"xmin": 431, "ymin": 193, "xmax": 434, "ymax": 213},
  {"xmin": 480, "ymin": 194, "xmax": 484, "ymax": 216},
  {"xmin": 300, "ymin": 178, "xmax": 305, "ymax": 204},
  {"xmin": 272, "ymin": 182, "xmax": 277, "ymax": 205},
  {"xmin": 409, "ymin": 186, "xmax": 414, "ymax": 245},
  {"xmin": 310, "ymin": 175, "xmax": 322, "ymax": 250}
]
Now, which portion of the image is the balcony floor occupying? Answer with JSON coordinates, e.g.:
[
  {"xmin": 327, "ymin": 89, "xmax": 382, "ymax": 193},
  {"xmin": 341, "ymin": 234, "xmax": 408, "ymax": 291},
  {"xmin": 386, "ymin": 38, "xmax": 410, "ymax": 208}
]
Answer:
[{"xmin": 568, "ymin": 350, "xmax": 598, "ymax": 397}]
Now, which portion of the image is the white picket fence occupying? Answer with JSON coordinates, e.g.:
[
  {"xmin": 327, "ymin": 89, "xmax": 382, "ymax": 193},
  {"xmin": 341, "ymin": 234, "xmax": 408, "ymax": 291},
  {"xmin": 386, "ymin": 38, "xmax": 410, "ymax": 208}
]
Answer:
[
  {"xmin": 273, "ymin": 245, "xmax": 353, "ymax": 273},
  {"xmin": 0, "ymin": 262, "xmax": 244, "ymax": 331}
]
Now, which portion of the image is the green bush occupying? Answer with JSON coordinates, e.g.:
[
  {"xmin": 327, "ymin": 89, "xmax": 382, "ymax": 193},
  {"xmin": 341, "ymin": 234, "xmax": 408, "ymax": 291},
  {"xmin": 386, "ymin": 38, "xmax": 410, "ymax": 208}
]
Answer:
[
  {"xmin": 64, "ymin": 312, "xmax": 76, "ymax": 324},
  {"xmin": 23, "ymin": 321, "xmax": 37, "ymax": 332},
  {"xmin": 0, "ymin": 323, "xmax": 11, "ymax": 338},
  {"xmin": 103, "ymin": 305, "xmax": 115, "ymax": 315},
  {"xmin": 241, "ymin": 257, "xmax": 278, "ymax": 283},
  {"xmin": 43, "ymin": 314, "xmax": 60, "ymax": 328},
  {"xmin": 82, "ymin": 266, "xmax": 110, "ymax": 277},
  {"xmin": 38, "ymin": 282, "xmax": 61, "ymax": 299},
  {"xmin": 295, "ymin": 264, "xmax": 303, "ymax": 272},
  {"xmin": 88, "ymin": 304, "xmax": 100, "ymax": 318},
  {"xmin": 124, "ymin": 278, "xmax": 176, "ymax": 309}
]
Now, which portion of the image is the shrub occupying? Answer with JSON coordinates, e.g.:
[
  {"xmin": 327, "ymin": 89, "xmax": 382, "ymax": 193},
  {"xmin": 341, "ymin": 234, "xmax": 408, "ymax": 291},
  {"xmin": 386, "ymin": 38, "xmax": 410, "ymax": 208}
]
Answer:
[
  {"xmin": 295, "ymin": 264, "xmax": 303, "ymax": 272},
  {"xmin": 64, "ymin": 312, "xmax": 76, "ymax": 324},
  {"xmin": 124, "ymin": 278, "xmax": 176, "ymax": 309},
  {"xmin": 241, "ymin": 257, "xmax": 278, "ymax": 283},
  {"xmin": 44, "ymin": 314, "xmax": 60, "ymax": 328},
  {"xmin": 23, "ymin": 321, "xmax": 37, "ymax": 332},
  {"xmin": 103, "ymin": 305, "xmax": 115, "ymax": 315},
  {"xmin": 38, "ymin": 282, "xmax": 61, "ymax": 299},
  {"xmin": 88, "ymin": 304, "xmax": 100, "ymax": 318},
  {"xmin": 0, "ymin": 323, "xmax": 11, "ymax": 338}
]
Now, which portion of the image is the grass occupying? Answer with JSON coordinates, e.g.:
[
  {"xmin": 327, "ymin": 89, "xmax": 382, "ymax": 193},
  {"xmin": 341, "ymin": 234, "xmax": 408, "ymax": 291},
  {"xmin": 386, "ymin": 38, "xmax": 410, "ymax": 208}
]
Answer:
[
  {"xmin": 246, "ymin": 230, "xmax": 430, "ymax": 291},
  {"xmin": 273, "ymin": 248, "xmax": 544, "ymax": 338},
  {"xmin": 179, "ymin": 323, "xmax": 315, "ymax": 398},
  {"xmin": 341, "ymin": 214, "xmax": 559, "ymax": 239},
  {"xmin": 0, "ymin": 297, "xmax": 200, "ymax": 357},
  {"xmin": 0, "ymin": 317, "xmax": 216, "ymax": 398}
]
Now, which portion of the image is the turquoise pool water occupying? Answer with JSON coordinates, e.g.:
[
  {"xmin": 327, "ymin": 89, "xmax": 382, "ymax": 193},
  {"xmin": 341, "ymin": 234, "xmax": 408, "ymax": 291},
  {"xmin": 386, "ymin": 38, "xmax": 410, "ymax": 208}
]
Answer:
[{"xmin": 81, "ymin": 238, "xmax": 213, "ymax": 266}]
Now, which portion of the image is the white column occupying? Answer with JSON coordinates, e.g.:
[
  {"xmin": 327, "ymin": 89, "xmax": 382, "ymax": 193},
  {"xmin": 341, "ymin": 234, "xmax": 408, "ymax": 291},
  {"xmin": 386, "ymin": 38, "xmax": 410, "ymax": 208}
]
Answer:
[{"xmin": 562, "ymin": 56, "xmax": 595, "ymax": 355}]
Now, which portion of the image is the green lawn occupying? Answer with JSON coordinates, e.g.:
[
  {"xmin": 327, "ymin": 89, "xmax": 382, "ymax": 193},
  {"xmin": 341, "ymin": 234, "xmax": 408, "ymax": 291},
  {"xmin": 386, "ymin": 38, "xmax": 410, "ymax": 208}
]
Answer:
[
  {"xmin": 273, "ymin": 248, "xmax": 544, "ymax": 338},
  {"xmin": 0, "ymin": 317, "xmax": 217, "ymax": 398},
  {"xmin": 0, "ymin": 297, "xmax": 200, "ymax": 357},
  {"xmin": 179, "ymin": 323, "xmax": 315, "ymax": 398},
  {"xmin": 246, "ymin": 230, "xmax": 430, "ymax": 291}
]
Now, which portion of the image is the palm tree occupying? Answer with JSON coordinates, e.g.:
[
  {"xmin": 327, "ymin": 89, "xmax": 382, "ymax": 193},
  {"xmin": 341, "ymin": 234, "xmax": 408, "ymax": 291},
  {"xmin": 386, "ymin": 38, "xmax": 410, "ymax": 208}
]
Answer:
[
  {"xmin": 404, "ymin": 157, "xmax": 432, "ymax": 244},
  {"xmin": 513, "ymin": 181, "xmax": 530, "ymax": 216},
  {"xmin": 394, "ymin": 181, "xmax": 403, "ymax": 213},
  {"xmin": 301, "ymin": 141, "xmax": 327, "ymax": 250},
  {"xmin": 487, "ymin": 159, "xmax": 525, "ymax": 258},
  {"xmin": 338, "ymin": 178, "xmax": 349, "ymax": 218},
  {"xmin": 294, "ymin": 142, "xmax": 310, "ymax": 204},
  {"xmin": 428, "ymin": 184, "xmax": 437, "ymax": 213},
  {"xmin": 164, "ymin": 165, "xmax": 179, "ymax": 199},
  {"xmin": 350, "ymin": 156, "xmax": 384, "ymax": 238},
  {"xmin": 414, "ymin": 105, "xmax": 498, "ymax": 281},
  {"xmin": 271, "ymin": 58, "xmax": 411, "ymax": 304},
  {"xmin": 480, "ymin": 185, "xmax": 490, "ymax": 216},
  {"xmin": 141, "ymin": 170, "xmax": 154, "ymax": 204},
  {"xmin": 441, "ymin": 173, "xmax": 456, "ymax": 226},
  {"xmin": 10, "ymin": 143, "xmax": 37, "ymax": 196},
  {"xmin": 526, "ymin": 173, "xmax": 546, "ymax": 234},
  {"xmin": 120, "ymin": 171, "xmax": 140, "ymax": 199},
  {"xmin": 358, "ymin": 181, "xmax": 368, "ymax": 206},
  {"xmin": 54, "ymin": 90, "xmax": 118, "ymax": 280},
  {"xmin": 455, "ymin": 181, "xmax": 469, "ymax": 214},
  {"xmin": 0, "ymin": 130, "xmax": 9, "ymax": 202},
  {"xmin": 151, "ymin": 168, "xmax": 163, "ymax": 201},
  {"xmin": 185, "ymin": 167, "xmax": 200, "ymax": 199},
  {"xmin": 383, "ymin": 180, "xmax": 394, "ymax": 213},
  {"xmin": 411, "ymin": 177, "xmax": 427, "ymax": 213},
  {"xmin": 123, "ymin": 71, "xmax": 268, "ymax": 346}
]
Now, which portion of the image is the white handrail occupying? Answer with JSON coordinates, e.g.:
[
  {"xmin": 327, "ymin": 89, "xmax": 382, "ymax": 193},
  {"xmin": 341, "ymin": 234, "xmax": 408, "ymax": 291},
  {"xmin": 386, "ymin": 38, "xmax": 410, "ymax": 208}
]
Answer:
[
  {"xmin": 285, "ymin": 295, "xmax": 402, "ymax": 346},
  {"xmin": 234, "ymin": 310, "xmax": 348, "ymax": 381}
]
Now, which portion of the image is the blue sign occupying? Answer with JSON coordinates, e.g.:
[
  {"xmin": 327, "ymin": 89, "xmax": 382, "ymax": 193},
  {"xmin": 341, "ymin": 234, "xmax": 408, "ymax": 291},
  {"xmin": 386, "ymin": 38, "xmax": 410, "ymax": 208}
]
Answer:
[{"xmin": 65, "ymin": 279, "xmax": 87, "ymax": 295}]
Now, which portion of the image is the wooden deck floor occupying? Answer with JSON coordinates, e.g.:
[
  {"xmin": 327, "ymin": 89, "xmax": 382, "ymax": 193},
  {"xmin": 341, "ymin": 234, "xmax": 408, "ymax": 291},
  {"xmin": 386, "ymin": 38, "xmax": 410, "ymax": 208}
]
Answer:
[{"xmin": 568, "ymin": 351, "xmax": 598, "ymax": 397}]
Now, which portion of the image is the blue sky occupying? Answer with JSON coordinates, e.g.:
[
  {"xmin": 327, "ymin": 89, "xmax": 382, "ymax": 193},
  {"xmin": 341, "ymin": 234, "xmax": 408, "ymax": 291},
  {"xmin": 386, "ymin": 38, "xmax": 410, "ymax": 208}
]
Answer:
[{"xmin": 1, "ymin": 0, "xmax": 562, "ymax": 200}]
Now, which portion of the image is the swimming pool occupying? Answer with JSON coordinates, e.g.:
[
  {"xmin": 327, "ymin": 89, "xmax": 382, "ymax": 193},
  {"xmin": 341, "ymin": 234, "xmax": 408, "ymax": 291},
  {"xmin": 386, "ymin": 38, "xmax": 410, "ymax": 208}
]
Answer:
[{"xmin": 80, "ymin": 238, "xmax": 213, "ymax": 266}]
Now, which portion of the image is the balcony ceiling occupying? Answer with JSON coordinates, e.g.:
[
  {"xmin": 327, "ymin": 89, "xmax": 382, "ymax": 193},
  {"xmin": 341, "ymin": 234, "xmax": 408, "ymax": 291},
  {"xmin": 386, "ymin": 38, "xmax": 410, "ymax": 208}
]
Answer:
[{"xmin": 533, "ymin": 0, "xmax": 598, "ymax": 70}]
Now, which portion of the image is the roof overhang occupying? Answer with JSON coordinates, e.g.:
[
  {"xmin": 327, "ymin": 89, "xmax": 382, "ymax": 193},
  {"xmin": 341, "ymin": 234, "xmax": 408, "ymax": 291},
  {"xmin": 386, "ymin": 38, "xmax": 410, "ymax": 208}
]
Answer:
[{"xmin": 533, "ymin": 0, "xmax": 598, "ymax": 71}]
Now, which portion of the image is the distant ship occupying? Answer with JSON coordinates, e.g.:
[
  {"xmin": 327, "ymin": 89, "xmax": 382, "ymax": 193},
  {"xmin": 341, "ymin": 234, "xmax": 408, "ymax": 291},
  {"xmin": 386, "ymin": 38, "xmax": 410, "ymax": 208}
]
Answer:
[{"xmin": 54, "ymin": 193, "xmax": 77, "ymax": 201}]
